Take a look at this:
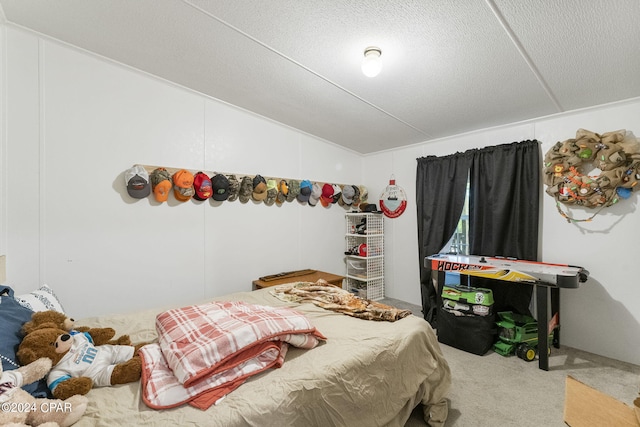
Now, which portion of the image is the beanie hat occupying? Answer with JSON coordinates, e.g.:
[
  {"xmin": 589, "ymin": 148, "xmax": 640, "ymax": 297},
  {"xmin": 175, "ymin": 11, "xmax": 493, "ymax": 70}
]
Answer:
[{"xmin": 149, "ymin": 167, "xmax": 172, "ymax": 202}]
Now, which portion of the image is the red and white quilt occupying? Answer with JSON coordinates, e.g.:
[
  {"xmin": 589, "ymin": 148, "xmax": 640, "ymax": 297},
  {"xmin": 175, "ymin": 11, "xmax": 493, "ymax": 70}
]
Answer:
[{"xmin": 138, "ymin": 300, "xmax": 325, "ymax": 410}]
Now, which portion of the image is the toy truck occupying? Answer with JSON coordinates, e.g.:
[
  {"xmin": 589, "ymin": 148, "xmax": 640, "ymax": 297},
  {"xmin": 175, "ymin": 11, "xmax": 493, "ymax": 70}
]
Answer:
[{"xmin": 493, "ymin": 311, "xmax": 553, "ymax": 362}]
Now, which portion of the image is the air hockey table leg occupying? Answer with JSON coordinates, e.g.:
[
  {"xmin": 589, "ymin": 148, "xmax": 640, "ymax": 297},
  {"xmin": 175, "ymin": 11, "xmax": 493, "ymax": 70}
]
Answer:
[
  {"xmin": 536, "ymin": 286, "xmax": 550, "ymax": 371},
  {"xmin": 551, "ymin": 287, "xmax": 560, "ymax": 348}
]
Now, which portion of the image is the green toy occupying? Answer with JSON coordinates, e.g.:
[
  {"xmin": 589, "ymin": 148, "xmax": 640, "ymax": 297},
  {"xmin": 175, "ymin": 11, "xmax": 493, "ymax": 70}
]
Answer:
[
  {"xmin": 441, "ymin": 285, "xmax": 494, "ymax": 316},
  {"xmin": 493, "ymin": 311, "xmax": 553, "ymax": 362}
]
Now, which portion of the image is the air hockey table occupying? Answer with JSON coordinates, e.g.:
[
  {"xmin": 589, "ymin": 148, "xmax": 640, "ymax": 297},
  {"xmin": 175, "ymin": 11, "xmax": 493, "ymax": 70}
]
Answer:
[{"xmin": 426, "ymin": 254, "xmax": 589, "ymax": 370}]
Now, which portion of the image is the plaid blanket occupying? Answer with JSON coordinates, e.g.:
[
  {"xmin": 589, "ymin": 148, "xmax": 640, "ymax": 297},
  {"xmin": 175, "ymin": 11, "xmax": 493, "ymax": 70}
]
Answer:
[{"xmin": 139, "ymin": 300, "xmax": 325, "ymax": 410}]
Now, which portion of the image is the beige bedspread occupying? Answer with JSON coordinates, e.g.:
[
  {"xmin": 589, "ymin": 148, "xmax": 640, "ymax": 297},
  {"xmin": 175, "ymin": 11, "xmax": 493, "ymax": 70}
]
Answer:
[{"xmin": 73, "ymin": 288, "xmax": 451, "ymax": 427}]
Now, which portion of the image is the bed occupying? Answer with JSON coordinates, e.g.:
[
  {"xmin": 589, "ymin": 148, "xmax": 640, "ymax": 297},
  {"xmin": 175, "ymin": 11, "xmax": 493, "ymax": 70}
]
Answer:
[{"xmin": 70, "ymin": 286, "xmax": 451, "ymax": 427}]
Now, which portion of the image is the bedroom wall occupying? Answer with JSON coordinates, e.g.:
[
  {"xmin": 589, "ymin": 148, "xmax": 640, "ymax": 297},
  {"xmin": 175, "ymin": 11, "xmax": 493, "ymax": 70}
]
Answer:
[
  {"xmin": 364, "ymin": 98, "xmax": 640, "ymax": 366},
  {"xmin": 0, "ymin": 26, "xmax": 362, "ymax": 318}
]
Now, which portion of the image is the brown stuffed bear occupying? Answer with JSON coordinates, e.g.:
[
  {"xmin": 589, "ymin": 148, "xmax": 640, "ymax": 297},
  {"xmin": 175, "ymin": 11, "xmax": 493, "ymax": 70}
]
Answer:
[
  {"xmin": 17, "ymin": 327, "xmax": 145, "ymax": 401},
  {"xmin": 22, "ymin": 311, "xmax": 131, "ymax": 347},
  {"xmin": 0, "ymin": 357, "xmax": 88, "ymax": 426}
]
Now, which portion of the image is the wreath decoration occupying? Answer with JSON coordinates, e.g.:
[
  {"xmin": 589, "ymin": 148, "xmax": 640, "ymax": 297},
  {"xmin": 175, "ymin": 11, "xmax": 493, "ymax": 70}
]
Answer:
[{"xmin": 543, "ymin": 128, "xmax": 640, "ymax": 222}]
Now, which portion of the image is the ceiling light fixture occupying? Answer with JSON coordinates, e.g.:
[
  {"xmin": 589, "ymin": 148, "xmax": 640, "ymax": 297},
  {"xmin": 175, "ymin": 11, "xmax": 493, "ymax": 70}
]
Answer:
[{"xmin": 361, "ymin": 47, "xmax": 382, "ymax": 77}]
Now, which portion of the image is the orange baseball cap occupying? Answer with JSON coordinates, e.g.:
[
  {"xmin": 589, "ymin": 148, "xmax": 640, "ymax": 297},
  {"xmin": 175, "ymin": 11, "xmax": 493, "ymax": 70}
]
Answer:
[
  {"xmin": 149, "ymin": 168, "xmax": 172, "ymax": 202},
  {"xmin": 172, "ymin": 169, "xmax": 195, "ymax": 202}
]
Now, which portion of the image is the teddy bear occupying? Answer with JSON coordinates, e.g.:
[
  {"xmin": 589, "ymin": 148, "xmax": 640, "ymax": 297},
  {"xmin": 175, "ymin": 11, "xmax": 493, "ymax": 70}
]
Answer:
[
  {"xmin": 16, "ymin": 327, "xmax": 145, "ymax": 401},
  {"xmin": 0, "ymin": 356, "xmax": 88, "ymax": 427},
  {"xmin": 22, "ymin": 310, "xmax": 131, "ymax": 347}
]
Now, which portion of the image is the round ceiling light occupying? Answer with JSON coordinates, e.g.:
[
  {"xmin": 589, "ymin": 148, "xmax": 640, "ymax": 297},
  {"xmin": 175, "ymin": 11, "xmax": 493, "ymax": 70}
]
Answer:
[{"xmin": 361, "ymin": 47, "xmax": 382, "ymax": 77}]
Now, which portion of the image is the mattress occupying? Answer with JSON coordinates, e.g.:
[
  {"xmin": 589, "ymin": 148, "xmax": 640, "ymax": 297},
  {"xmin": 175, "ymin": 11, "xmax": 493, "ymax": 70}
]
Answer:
[{"xmin": 73, "ymin": 288, "xmax": 451, "ymax": 426}]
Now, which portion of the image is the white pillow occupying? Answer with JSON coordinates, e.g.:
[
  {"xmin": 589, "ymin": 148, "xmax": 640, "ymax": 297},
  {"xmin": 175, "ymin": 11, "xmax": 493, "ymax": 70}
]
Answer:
[{"xmin": 14, "ymin": 284, "xmax": 66, "ymax": 313}]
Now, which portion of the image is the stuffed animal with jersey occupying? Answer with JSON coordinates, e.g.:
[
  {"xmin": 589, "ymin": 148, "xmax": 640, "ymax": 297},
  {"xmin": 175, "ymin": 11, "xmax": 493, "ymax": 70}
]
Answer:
[
  {"xmin": 16, "ymin": 327, "xmax": 146, "ymax": 401},
  {"xmin": 22, "ymin": 310, "xmax": 131, "ymax": 347}
]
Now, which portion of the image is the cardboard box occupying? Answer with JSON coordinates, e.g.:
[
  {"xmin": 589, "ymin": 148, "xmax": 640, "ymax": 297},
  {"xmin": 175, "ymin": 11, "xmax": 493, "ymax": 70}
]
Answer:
[{"xmin": 564, "ymin": 376, "xmax": 640, "ymax": 426}]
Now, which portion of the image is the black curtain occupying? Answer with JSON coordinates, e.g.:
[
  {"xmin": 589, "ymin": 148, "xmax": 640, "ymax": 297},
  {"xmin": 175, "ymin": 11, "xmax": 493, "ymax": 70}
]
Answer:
[
  {"xmin": 468, "ymin": 140, "xmax": 541, "ymax": 315},
  {"xmin": 416, "ymin": 152, "xmax": 472, "ymax": 325},
  {"xmin": 416, "ymin": 140, "xmax": 541, "ymax": 325}
]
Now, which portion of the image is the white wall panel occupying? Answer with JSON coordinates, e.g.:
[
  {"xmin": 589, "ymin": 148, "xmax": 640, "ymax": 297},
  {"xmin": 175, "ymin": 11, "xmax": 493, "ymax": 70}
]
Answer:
[
  {"xmin": 3, "ymin": 26, "xmax": 363, "ymax": 319},
  {"xmin": 534, "ymin": 101, "xmax": 640, "ymax": 365},
  {"xmin": 5, "ymin": 29, "xmax": 40, "ymax": 286},
  {"xmin": 39, "ymin": 40, "xmax": 207, "ymax": 315}
]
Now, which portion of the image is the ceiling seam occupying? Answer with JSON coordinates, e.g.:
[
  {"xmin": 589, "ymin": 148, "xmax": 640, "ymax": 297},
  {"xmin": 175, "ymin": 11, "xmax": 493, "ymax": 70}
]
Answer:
[
  {"xmin": 181, "ymin": 0, "xmax": 432, "ymax": 140},
  {"xmin": 485, "ymin": 0, "xmax": 564, "ymax": 112}
]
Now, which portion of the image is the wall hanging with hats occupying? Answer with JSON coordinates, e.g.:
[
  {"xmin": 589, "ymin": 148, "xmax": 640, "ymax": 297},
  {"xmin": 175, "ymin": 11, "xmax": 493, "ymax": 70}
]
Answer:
[
  {"xmin": 543, "ymin": 129, "xmax": 640, "ymax": 223},
  {"xmin": 124, "ymin": 164, "xmax": 373, "ymax": 211}
]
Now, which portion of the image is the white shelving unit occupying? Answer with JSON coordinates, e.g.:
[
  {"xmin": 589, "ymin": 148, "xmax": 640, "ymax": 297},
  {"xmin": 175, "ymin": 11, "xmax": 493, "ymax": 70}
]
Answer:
[{"xmin": 344, "ymin": 213, "xmax": 384, "ymax": 300}]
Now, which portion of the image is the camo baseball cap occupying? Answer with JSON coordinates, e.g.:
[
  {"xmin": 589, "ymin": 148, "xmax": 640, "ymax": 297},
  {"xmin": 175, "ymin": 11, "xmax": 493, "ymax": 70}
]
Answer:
[
  {"xmin": 264, "ymin": 179, "xmax": 278, "ymax": 206},
  {"xmin": 287, "ymin": 180, "xmax": 300, "ymax": 202},
  {"xmin": 226, "ymin": 174, "xmax": 240, "ymax": 201},
  {"xmin": 149, "ymin": 167, "xmax": 172, "ymax": 202},
  {"xmin": 238, "ymin": 176, "xmax": 253, "ymax": 203}
]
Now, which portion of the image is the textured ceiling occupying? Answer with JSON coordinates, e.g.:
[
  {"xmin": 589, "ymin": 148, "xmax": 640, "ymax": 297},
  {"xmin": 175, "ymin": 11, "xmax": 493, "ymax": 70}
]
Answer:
[{"xmin": 1, "ymin": 0, "xmax": 639, "ymax": 154}]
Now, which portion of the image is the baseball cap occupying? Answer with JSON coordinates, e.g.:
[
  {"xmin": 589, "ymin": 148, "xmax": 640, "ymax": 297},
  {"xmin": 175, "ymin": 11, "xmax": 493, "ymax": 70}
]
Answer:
[
  {"xmin": 193, "ymin": 172, "xmax": 212, "ymax": 201},
  {"xmin": 238, "ymin": 176, "xmax": 253, "ymax": 203},
  {"xmin": 351, "ymin": 185, "xmax": 361, "ymax": 207},
  {"xmin": 359, "ymin": 185, "xmax": 369, "ymax": 204},
  {"xmin": 331, "ymin": 184, "xmax": 342, "ymax": 204},
  {"xmin": 226, "ymin": 174, "xmax": 240, "ymax": 202},
  {"xmin": 308, "ymin": 182, "xmax": 322, "ymax": 206},
  {"xmin": 287, "ymin": 180, "xmax": 300, "ymax": 202},
  {"xmin": 172, "ymin": 169, "xmax": 195, "ymax": 202},
  {"xmin": 252, "ymin": 175, "xmax": 268, "ymax": 201},
  {"xmin": 338, "ymin": 184, "xmax": 355, "ymax": 207},
  {"xmin": 297, "ymin": 180, "xmax": 312, "ymax": 203},
  {"xmin": 320, "ymin": 183, "xmax": 334, "ymax": 207},
  {"xmin": 211, "ymin": 174, "xmax": 230, "ymax": 201},
  {"xmin": 362, "ymin": 203, "xmax": 382, "ymax": 213},
  {"xmin": 264, "ymin": 179, "xmax": 278, "ymax": 206},
  {"xmin": 149, "ymin": 167, "xmax": 172, "ymax": 202},
  {"xmin": 125, "ymin": 165, "xmax": 151, "ymax": 199},
  {"xmin": 276, "ymin": 179, "xmax": 289, "ymax": 205}
]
